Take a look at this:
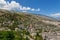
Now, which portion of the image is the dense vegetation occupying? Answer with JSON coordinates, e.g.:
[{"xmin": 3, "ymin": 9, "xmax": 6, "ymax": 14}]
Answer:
[{"xmin": 0, "ymin": 30, "xmax": 43, "ymax": 40}]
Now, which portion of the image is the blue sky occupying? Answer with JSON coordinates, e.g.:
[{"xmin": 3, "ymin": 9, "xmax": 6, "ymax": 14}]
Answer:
[{"xmin": 0, "ymin": 0, "xmax": 60, "ymax": 18}]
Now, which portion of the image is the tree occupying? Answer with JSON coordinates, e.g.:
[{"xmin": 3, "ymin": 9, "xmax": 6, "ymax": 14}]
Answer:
[
  {"xmin": 25, "ymin": 37, "xmax": 29, "ymax": 40},
  {"xmin": 0, "ymin": 31, "xmax": 14, "ymax": 40},
  {"xmin": 35, "ymin": 32, "xmax": 43, "ymax": 40}
]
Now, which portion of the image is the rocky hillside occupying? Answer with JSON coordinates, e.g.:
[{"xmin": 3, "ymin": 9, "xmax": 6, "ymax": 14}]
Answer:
[
  {"xmin": 0, "ymin": 9, "xmax": 60, "ymax": 30},
  {"xmin": 0, "ymin": 9, "xmax": 60, "ymax": 40}
]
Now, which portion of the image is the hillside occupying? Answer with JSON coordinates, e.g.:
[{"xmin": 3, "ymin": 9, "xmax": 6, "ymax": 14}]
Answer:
[{"xmin": 0, "ymin": 9, "xmax": 60, "ymax": 40}]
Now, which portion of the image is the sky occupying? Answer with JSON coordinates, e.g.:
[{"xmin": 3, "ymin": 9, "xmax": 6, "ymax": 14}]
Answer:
[{"xmin": 0, "ymin": 0, "xmax": 60, "ymax": 18}]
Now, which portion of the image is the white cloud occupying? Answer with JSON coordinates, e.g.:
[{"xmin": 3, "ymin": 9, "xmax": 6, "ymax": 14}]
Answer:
[
  {"xmin": 50, "ymin": 13, "xmax": 60, "ymax": 18},
  {"xmin": 22, "ymin": 11, "xmax": 27, "ymax": 12},
  {"xmin": 36, "ymin": 8, "xmax": 40, "ymax": 11},
  {"xmin": 0, "ymin": 0, "xmax": 6, "ymax": 5},
  {"xmin": 20, "ymin": 7, "xmax": 31, "ymax": 10},
  {"xmin": 31, "ymin": 8, "xmax": 40, "ymax": 11},
  {"xmin": 1, "ymin": 1, "xmax": 21, "ymax": 10},
  {"xmin": 0, "ymin": 0, "xmax": 40, "ymax": 12}
]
